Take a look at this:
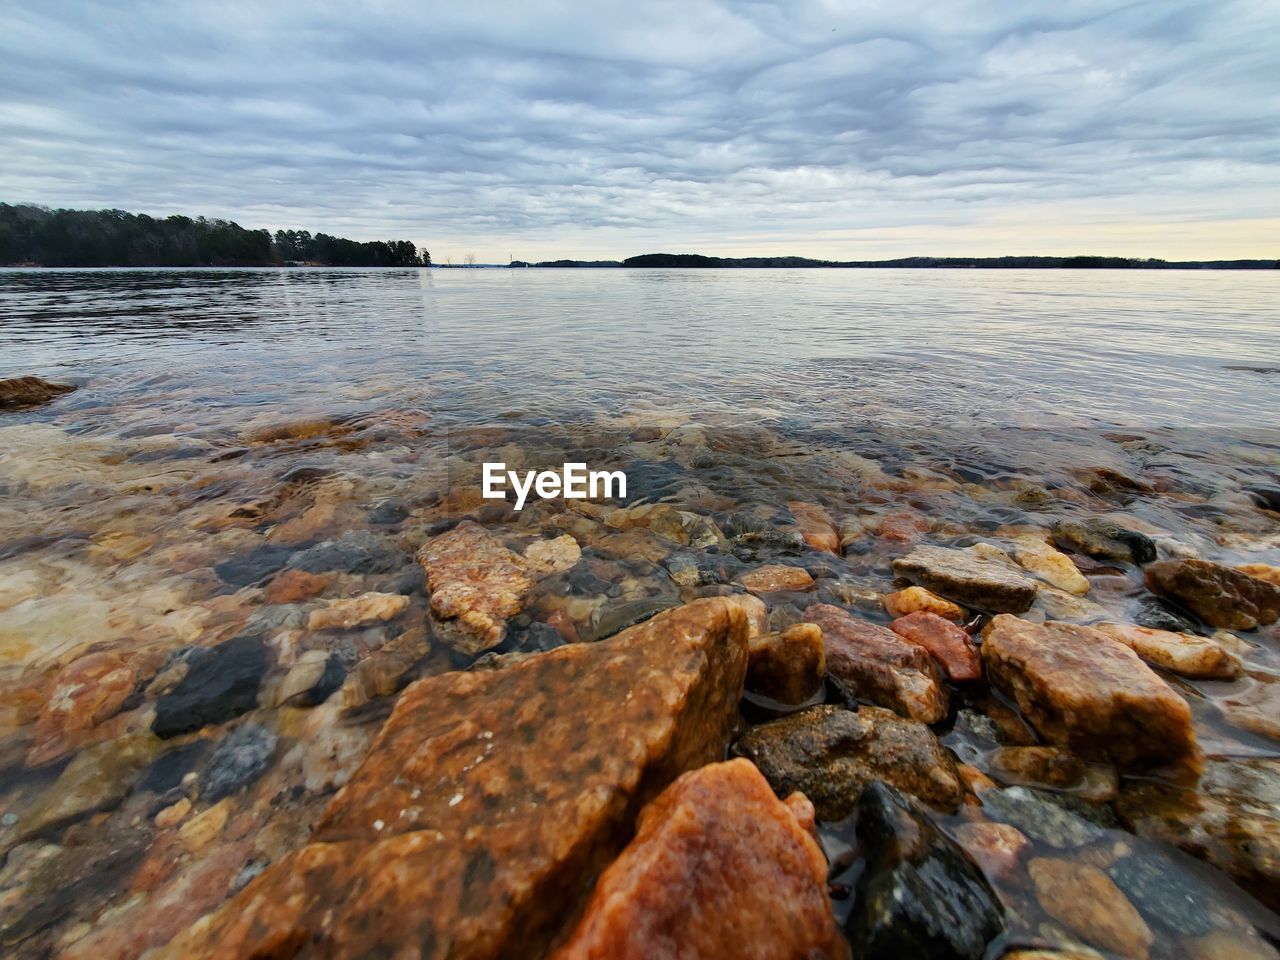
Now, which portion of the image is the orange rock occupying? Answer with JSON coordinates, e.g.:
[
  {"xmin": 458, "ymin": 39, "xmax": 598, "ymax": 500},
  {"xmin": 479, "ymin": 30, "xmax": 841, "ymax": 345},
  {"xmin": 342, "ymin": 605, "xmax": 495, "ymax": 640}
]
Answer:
[
  {"xmin": 264, "ymin": 568, "xmax": 332, "ymax": 604},
  {"xmin": 1239, "ymin": 563, "xmax": 1280, "ymax": 587},
  {"xmin": 307, "ymin": 591, "xmax": 410, "ymax": 631},
  {"xmin": 747, "ymin": 623, "xmax": 825, "ymax": 704},
  {"xmin": 787, "ymin": 501, "xmax": 840, "ymax": 554},
  {"xmin": 152, "ymin": 596, "xmax": 763, "ymax": 960},
  {"xmin": 26, "ymin": 652, "xmax": 137, "ymax": 766},
  {"xmin": 551, "ymin": 759, "xmax": 848, "ymax": 960},
  {"xmin": 737, "ymin": 564, "xmax": 814, "ymax": 594},
  {"xmin": 881, "ymin": 585, "xmax": 966, "ymax": 622},
  {"xmin": 952, "ymin": 822, "xmax": 1029, "ymax": 878},
  {"xmin": 889, "ymin": 611, "xmax": 981, "ymax": 681},
  {"xmin": 875, "ymin": 511, "xmax": 928, "ymax": 543}
]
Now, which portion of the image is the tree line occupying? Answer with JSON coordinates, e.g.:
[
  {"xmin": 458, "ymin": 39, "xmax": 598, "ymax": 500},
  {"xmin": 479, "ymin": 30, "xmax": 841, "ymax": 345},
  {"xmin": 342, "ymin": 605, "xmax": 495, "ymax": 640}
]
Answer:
[{"xmin": 0, "ymin": 204, "xmax": 429, "ymax": 267}]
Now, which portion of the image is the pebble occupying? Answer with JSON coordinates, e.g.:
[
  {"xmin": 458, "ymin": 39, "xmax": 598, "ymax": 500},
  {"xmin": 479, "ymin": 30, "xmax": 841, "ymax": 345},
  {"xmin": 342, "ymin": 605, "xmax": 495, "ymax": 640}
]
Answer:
[
  {"xmin": 201, "ymin": 723, "xmax": 278, "ymax": 802},
  {"xmin": 881, "ymin": 585, "xmax": 966, "ymax": 622},
  {"xmin": 1029, "ymin": 858, "xmax": 1153, "ymax": 959},
  {"xmin": 307, "ymin": 591, "xmax": 409, "ymax": 631}
]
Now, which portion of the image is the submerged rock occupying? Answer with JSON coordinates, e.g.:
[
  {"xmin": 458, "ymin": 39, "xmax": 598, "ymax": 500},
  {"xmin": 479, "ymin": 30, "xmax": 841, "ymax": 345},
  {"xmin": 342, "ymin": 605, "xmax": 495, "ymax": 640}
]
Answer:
[
  {"xmin": 1145, "ymin": 559, "xmax": 1280, "ymax": 630},
  {"xmin": 1028, "ymin": 858, "xmax": 1152, "ymax": 960},
  {"xmin": 524, "ymin": 534, "xmax": 581, "ymax": 576},
  {"xmin": 988, "ymin": 746, "xmax": 1117, "ymax": 801},
  {"xmin": 892, "ymin": 544, "xmax": 1038, "ymax": 613},
  {"xmin": 889, "ymin": 611, "xmax": 981, "ymax": 682},
  {"xmin": 0, "ymin": 375, "xmax": 75, "ymax": 410},
  {"xmin": 1107, "ymin": 849, "xmax": 1217, "ymax": 937},
  {"xmin": 152, "ymin": 635, "xmax": 269, "ymax": 739},
  {"xmin": 737, "ymin": 563, "xmax": 815, "ymax": 594},
  {"xmin": 288, "ymin": 530, "xmax": 402, "ymax": 575},
  {"xmin": 1051, "ymin": 517, "xmax": 1156, "ymax": 565},
  {"xmin": 882, "ymin": 585, "xmax": 966, "ymax": 622},
  {"xmin": 551, "ymin": 759, "xmax": 848, "ymax": 959},
  {"xmin": 806, "ymin": 603, "xmax": 949, "ymax": 723},
  {"xmin": 981, "ymin": 615, "xmax": 1195, "ymax": 769},
  {"xmin": 418, "ymin": 520, "xmax": 533, "ymax": 654},
  {"xmin": 746, "ymin": 622, "xmax": 826, "ymax": 705},
  {"xmin": 26, "ymin": 651, "xmax": 137, "ymax": 766},
  {"xmin": 786, "ymin": 500, "xmax": 840, "ymax": 554},
  {"xmin": 1239, "ymin": 562, "xmax": 1280, "ymax": 587},
  {"xmin": 586, "ymin": 596, "xmax": 683, "ymax": 642},
  {"xmin": 200, "ymin": 723, "xmax": 278, "ymax": 801},
  {"xmin": 273, "ymin": 649, "xmax": 346, "ymax": 707},
  {"xmin": 307, "ymin": 591, "xmax": 409, "ymax": 631},
  {"xmin": 153, "ymin": 596, "xmax": 762, "ymax": 960},
  {"xmin": 849, "ymin": 781, "xmax": 1003, "ymax": 960},
  {"xmin": 978, "ymin": 785, "xmax": 1111, "ymax": 849},
  {"xmin": 732, "ymin": 704, "xmax": 962, "ymax": 820},
  {"xmin": 1094, "ymin": 621, "xmax": 1243, "ymax": 679},
  {"xmin": 1012, "ymin": 535, "xmax": 1090, "ymax": 595}
]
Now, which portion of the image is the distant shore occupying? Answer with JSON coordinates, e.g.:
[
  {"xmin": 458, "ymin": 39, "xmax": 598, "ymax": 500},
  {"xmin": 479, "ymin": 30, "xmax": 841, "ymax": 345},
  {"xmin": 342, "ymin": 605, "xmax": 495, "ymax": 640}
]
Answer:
[{"xmin": 516, "ymin": 253, "xmax": 1278, "ymax": 270}]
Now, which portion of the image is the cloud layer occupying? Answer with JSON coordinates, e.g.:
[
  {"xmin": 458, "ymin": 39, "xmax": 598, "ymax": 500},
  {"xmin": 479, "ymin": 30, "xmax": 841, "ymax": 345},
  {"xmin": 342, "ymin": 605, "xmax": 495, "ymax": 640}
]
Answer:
[{"xmin": 2, "ymin": 1, "xmax": 1277, "ymax": 260}]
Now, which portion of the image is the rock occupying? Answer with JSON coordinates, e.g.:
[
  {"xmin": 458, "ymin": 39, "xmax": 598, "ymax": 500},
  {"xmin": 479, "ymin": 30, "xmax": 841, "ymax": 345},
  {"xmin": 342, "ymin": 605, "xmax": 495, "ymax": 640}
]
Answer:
[
  {"xmin": 418, "ymin": 520, "xmax": 534, "ymax": 654},
  {"xmin": 1094, "ymin": 621, "xmax": 1243, "ymax": 679},
  {"xmin": 882, "ymin": 585, "xmax": 966, "ymax": 622},
  {"xmin": 978, "ymin": 785, "xmax": 1110, "ymax": 849},
  {"xmin": 1218, "ymin": 671, "xmax": 1280, "ymax": 740},
  {"xmin": 586, "ymin": 596, "xmax": 683, "ymax": 642},
  {"xmin": 213, "ymin": 543, "xmax": 294, "ymax": 587},
  {"xmin": 1239, "ymin": 562, "xmax": 1280, "ymax": 587},
  {"xmin": 951, "ymin": 822, "xmax": 1029, "ymax": 878},
  {"xmin": 893, "ymin": 544, "xmax": 1038, "ymax": 613},
  {"xmin": 1012, "ymin": 535, "xmax": 1090, "ymax": 595},
  {"xmin": 988, "ymin": 746, "xmax": 1118, "ymax": 802},
  {"xmin": 341, "ymin": 627, "xmax": 429, "ymax": 706},
  {"xmin": 178, "ymin": 798, "xmax": 231, "ymax": 852},
  {"xmin": 263, "ymin": 568, "xmax": 332, "ymax": 604},
  {"xmin": 288, "ymin": 531, "xmax": 402, "ymax": 575},
  {"xmin": 1145, "ymin": 559, "xmax": 1280, "ymax": 630},
  {"xmin": 26, "ymin": 651, "xmax": 137, "ymax": 766},
  {"xmin": 746, "ymin": 622, "xmax": 825, "ymax": 705},
  {"xmin": 0, "ymin": 375, "xmax": 75, "ymax": 410},
  {"xmin": 889, "ymin": 611, "xmax": 981, "ymax": 682},
  {"xmin": 1184, "ymin": 931, "xmax": 1280, "ymax": 960},
  {"xmin": 1116, "ymin": 755, "xmax": 1280, "ymax": 911},
  {"xmin": 274, "ymin": 650, "xmax": 345, "ymax": 707},
  {"xmin": 369, "ymin": 497, "xmax": 410, "ymax": 525},
  {"xmin": 806, "ymin": 604, "xmax": 948, "ymax": 723},
  {"xmin": 524, "ymin": 535, "xmax": 581, "ymax": 576},
  {"xmin": 154, "ymin": 797, "xmax": 191, "ymax": 828},
  {"xmin": 1051, "ymin": 517, "xmax": 1156, "ymax": 565},
  {"xmin": 1028, "ymin": 858, "xmax": 1152, "ymax": 959},
  {"xmin": 15, "ymin": 733, "xmax": 162, "ymax": 840},
  {"xmin": 1031, "ymin": 585, "xmax": 1108, "ymax": 622},
  {"xmin": 786, "ymin": 500, "xmax": 840, "ymax": 554},
  {"xmin": 1132, "ymin": 596, "xmax": 1200, "ymax": 633},
  {"xmin": 1107, "ymin": 850, "xmax": 1217, "ymax": 937},
  {"xmin": 737, "ymin": 563, "xmax": 815, "ymax": 594},
  {"xmin": 551, "ymin": 759, "xmax": 848, "ymax": 959},
  {"xmin": 732, "ymin": 704, "xmax": 962, "ymax": 820},
  {"xmin": 981, "ymin": 615, "xmax": 1195, "ymax": 769},
  {"xmin": 307, "ymin": 591, "xmax": 410, "ymax": 631},
  {"xmin": 849, "ymin": 781, "xmax": 1003, "ymax": 960},
  {"xmin": 201, "ymin": 723, "xmax": 278, "ymax": 801},
  {"xmin": 152, "ymin": 635, "xmax": 269, "ymax": 739},
  {"xmin": 152, "ymin": 596, "xmax": 762, "ymax": 960}
]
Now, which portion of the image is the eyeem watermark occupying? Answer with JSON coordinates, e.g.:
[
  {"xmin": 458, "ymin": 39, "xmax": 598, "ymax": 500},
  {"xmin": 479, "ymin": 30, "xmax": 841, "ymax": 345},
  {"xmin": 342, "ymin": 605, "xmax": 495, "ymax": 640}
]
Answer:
[{"xmin": 483, "ymin": 462, "xmax": 627, "ymax": 511}]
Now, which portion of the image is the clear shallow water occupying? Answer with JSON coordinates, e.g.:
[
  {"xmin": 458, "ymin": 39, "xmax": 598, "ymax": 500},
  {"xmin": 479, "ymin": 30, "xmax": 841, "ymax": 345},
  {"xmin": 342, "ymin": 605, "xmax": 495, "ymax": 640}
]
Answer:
[{"xmin": 1, "ymin": 267, "xmax": 1279, "ymax": 958}]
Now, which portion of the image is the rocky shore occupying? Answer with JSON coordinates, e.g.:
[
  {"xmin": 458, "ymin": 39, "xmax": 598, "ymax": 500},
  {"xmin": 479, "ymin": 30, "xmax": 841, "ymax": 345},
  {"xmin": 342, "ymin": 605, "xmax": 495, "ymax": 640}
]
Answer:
[{"xmin": 0, "ymin": 382, "xmax": 1279, "ymax": 959}]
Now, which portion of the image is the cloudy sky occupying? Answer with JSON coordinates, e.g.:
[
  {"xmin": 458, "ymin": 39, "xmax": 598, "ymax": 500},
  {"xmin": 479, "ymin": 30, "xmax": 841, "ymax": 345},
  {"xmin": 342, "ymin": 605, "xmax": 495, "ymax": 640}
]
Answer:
[{"xmin": 2, "ymin": 1, "xmax": 1276, "ymax": 262}]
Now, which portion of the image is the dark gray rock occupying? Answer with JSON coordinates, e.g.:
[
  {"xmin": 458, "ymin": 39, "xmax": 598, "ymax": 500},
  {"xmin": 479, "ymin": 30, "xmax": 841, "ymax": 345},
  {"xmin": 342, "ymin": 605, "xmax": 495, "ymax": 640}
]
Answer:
[
  {"xmin": 286, "ymin": 531, "xmax": 401, "ymax": 575},
  {"xmin": 153, "ymin": 635, "xmax": 269, "ymax": 739},
  {"xmin": 0, "ymin": 375, "xmax": 76, "ymax": 411},
  {"xmin": 201, "ymin": 724, "xmax": 278, "ymax": 802},
  {"xmin": 213, "ymin": 544, "xmax": 295, "ymax": 587},
  {"xmin": 1051, "ymin": 517, "xmax": 1156, "ymax": 565},
  {"xmin": 1108, "ymin": 850, "xmax": 1215, "ymax": 937},
  {"xmin": 1132, "ymin": 596, "xmax": 1200, "ymax": 633},
  {"xmin": 369, "ymin": 497, "xmax": 410, "ymax": 525},
  {"xmin": 978, "ymin": 785, "xmax": 1114, "ymax": 848}
]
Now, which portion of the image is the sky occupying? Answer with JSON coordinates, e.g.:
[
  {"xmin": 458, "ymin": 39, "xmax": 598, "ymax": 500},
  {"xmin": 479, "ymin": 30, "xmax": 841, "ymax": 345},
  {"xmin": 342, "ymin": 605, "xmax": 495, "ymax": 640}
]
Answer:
[{"xmin": 1, "ymin": 1, "xmax": 1277, "ymax": 263}]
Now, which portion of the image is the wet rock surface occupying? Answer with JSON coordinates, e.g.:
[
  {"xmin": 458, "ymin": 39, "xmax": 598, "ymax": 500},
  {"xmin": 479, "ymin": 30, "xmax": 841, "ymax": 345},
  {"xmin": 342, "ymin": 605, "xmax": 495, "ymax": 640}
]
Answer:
[
  {"xmin": 151, "ymin": 635, "xmax": 269, "ymax": 738},
  {"xmin": 1145, "ymin": 558, "xmax": 1280, "ymax": 630},
  {"xmin": 889, "ymin": 610, "xmax": 982, "ymax": 681},
  {"xmin": 1094, "ymin": 621, "xmax": 1243, "ymax": 679},
  {"xmin": 1051, "ymin": 517, "xmax": 1156, "ymax": 565},
  {"xmin": 893, "ymin": 544, "xmax": 1039, "ymax": 613},
  {"xmin": 1028, "ymin": 857, "xmax": 1153, "ymax": 959},
  {"xmin": 746, "ymin": 622, "xmax": 826, "ymax": 704},
  {"xmin": 0, "ymin": 375, "xmax": 76, "ymax": 410},
  {"xmin": 551, "ymin": 758, "xmax": 849, "ymax": 959}
]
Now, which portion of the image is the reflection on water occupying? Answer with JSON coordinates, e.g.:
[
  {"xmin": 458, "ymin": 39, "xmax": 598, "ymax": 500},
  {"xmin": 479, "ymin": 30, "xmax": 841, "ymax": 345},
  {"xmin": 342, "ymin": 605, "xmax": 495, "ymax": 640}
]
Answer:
[{"xmin": 0, "ymin": 267, "xmax": 1278, "ymax": 958}]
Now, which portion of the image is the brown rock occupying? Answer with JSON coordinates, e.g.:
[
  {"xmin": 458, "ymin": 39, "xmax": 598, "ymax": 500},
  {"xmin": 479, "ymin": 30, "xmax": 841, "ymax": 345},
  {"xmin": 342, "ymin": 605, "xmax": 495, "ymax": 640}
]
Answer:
[
  {"xmin": 308, "ymin": 591, "xmax": 409, "ymax": 631},
  {"xmin": 1094, "ymin": 621, "xmax": 1243, "ymax": 679},
  {"xmin": 264, "ymin": 568, "xmax": 332, "ymax": 604},
  {"xmin": 1144, "ymin": 559, "xmax": 1280, "ymax": 630},
  {"xmin": 418, "ymin": 520, "xmax": 534, "ymax": 654},
  {"xmin": 1184, "ymin": 930, "xmax": 1280, "ymax": 960},
  {"xmin": 881, "ymin": 585, "xmax": 966, "ymax": 622},
  {"xmin": 1239, "ymin": 563, "xmax": 1280, "ymax": 588},
  {"xmin": 0, "ymin": 375, "xmax": 75, "ymax": 410},
  {"xmin": 889, "ymin": 611, "xmax": 981, "ymax": 681},
  {"xmin": 26, "ymin": 652, "xmax": 137, "ymax": 766},
  {"xmin": 952, "ymin": 822, "xmax": 1029, "ymax": 878},
  {"xmin": 787, "ymin": 501, "xmax": 840, "ymax": 554},
  {"xmin": 737, "ymin": 563, "xmax": 815, "ymax": 594},
  {"xmin": 732, "ymin": 704, "xmax": 962, "ymax": 819},
  {"xmin": 981, "ymin": 615, "xmax": 1195, "ymax": 769},
  {"xmin": 893, "ymin": 544, "xmax": 1038, "ymax": 613},
  {"xmin": 551, "ymin": 759, "xmax": 848, "ymax": 960},
  {"xmin": 805, "ymin": 603, "xmax": 948, "ymax": 723},
  {"xmin": 1028, "ymin": 857, "xmax": 1153, "ymax": 959},
  {"xmin": 1218, "ymin": 671, "xmax": 1280, "ymax": 741},
  {"xmin": 152, "ymin": 596, "xmax": 762, "ymax": 960},
  {"xmin": 988, "ymin": 746, "xmax": 1118, "ymax": 802},
  {"xmin": 875, "ymin": 510, "xmax": 928, "ymax": 543},
  {"xmin": 747, "ymin": 622, "xmax": 825, "ymax": 704}
]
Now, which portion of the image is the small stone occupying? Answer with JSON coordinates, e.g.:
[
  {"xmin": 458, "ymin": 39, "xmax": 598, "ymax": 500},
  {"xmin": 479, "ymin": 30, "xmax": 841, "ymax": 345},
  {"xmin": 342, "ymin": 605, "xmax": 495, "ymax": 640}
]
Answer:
[
  {"xmin": 307, "ymin": 592, "xmax": 409, "ymax": 631},
  {"xmin": 264, "ymin": 569, "xmax": 332, "ymax": 604},
  {"xmin": 1051, "ymin": 517, "xmax": 1156, "ymax": 565},
  {"xmin": 881, "ymin": 585, "xmax": 966, "ymax": 622},
  {"xmin": 988, "ymin": 746, "xmax": 1118, "ymax": 801},
  {"xmin": 1218, "ymin": 671, "xmax": 1280, "ymax": 740},
  {"xmin": 893, "ymin": 544, "xmax": 1038, "ymax": 613},
  {"xmin": 274, "ymin": 650, "xmax": 346, "ymax": 707},
  {"xmin": 368, "ymin": 497, "xmax": 410, "ymax": 525},
  {"xmin": 786, "ymin": 500, "xmax": 840, "ymax": 554},
  {"xmin": 1094, "ymin": 621, "xmax": 1243, "ymax": 679},
  {"xmin": 889, "ymin": 611, "xmax": 981, "ymax": 682},
  {"xmin": 550, "ymin": 759, "xmax": 848, "ymax": 959},
  {"xmin": 747, "ymin": 623, "xmax": 825, "ymax": 705},
  {"xmin": 213, "ymin": 543, "xmax": 295, "ymax": 587},
  {"xmin": 733, "ymin": 704, "xmax": 963, "ymax": 820},
  {"xmin": 737, "ymin": 564, "xmax": 815, "ymax": 594},
  {"xmin": 26, "ymin": 651, "xmax": 137, "ymax": 766},
  {"xmin": 806, "ymin": 604, "xmax": 948, "ymax": 723},
  {"xmin": 1013, "ymin": 535, "xmax": 1091, "ymax": 595},
  {"xmin": 524, "ymin": 535, "xmax": 582, "ymax": 576},
  {"xmin": 1145, "ymin": 559, "xmax": 1280, "ymax": 630},
  {"xmin": 287, "ymin": 531, "xmax": 401, "ymax": 575},
  {"xmin": 201, "ymin": 724, "xmax": 278, "ymax": 802},
  {"xmin": 152, "ymin": 635, "xmax": 269, "ymax": 739},
  {"xmin": 981, "ymin": 615, "xmax": 1195, "ymax": 769},
  {"xmin": 1028, "ymin": 858, "xmax": 1152, "ymax": 959},
  {"xmin": 0, "ymin": 375, "xmax": 76, "ymax": 409},
  {"xmin": 979, "ymin": 785, "xmax": 1110, "ymax": 849},
  {"xmin": 154, "ymin": 797, "xmax": 192, "ymax": 828},
  {"xmin": 178, "ymin": 798, "xmax": 231, "ymax": 852},
  {"xmin": 951, "ymin": 822, "xmax": 1029, "ymax": 878},
  {"xmin": 586, "ymin": 596, "xmax": 683, "ymax": 642}
]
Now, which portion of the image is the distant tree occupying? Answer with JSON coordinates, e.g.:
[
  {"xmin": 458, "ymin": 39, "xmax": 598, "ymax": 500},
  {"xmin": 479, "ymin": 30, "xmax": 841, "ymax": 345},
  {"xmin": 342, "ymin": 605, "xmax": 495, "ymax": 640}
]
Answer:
[{"xmin": 464, "ymin": 252, "xmax": 476, "ymax": 267}]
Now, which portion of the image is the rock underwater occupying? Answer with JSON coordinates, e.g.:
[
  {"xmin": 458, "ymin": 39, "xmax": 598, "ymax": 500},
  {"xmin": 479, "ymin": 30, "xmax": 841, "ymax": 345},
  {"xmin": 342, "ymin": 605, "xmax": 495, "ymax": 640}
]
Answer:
[{"xmin": 151, "ymin": 595, "xmax": 764, "ymax": 960}]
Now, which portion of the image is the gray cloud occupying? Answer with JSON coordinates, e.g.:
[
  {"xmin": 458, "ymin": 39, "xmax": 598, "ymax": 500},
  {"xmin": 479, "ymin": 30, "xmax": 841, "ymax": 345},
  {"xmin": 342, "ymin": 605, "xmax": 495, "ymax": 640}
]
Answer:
[{"xmin": 1, "ymin": 0, "xmax": 1277, "ymax": 260}]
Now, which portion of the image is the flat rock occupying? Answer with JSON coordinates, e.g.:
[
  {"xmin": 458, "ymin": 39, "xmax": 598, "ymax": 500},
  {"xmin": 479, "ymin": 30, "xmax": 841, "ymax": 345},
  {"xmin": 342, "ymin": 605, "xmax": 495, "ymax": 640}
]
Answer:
[
  {"xmin": 881, "ymin": 585, "xmax": 966, "ymax": 622},
  {"xmin": 287, "ymin": 530, "xmax": 402, "ymax": 575},
  {"xmin": 1094, "ymin": 621, "xmax": 1243, "ymax": 679},
  {"xmin": 1012, "ymin": 535, "xmax": 1090, "ymax": 595},
  {"xmin": 977, "ymin": 785, "xmax": 1112, "ymax": 849},
  {"xmin": 418, "ymin": 520, "xmax": 534, "ymax": 654},
  {"xmin": 0, "ymin": 375, "xmax": 75, "ymax": 410},
  {"xmin": 1051, "ymin": 517, "xmax": 1156, "ymax": 565},
  {"xmin": 746, "ymin": 622, "xmax": 825, "ymax": 705},
  {"xmin": 200, "ymin": 723, "xmax": 278, "ymax": 801},
  {"xmin": 26, "ymin": 651, "xmax": 137, "ymax": 766},
  {"xmin": 1029, "ymin": 858, "xmax": 1152, "ymax": 959},
  {"xmin": 153, "ymin": 596, "xmax": 762, "ymax": 960},
  {"xmin": 307, "ymin": 591, "xmax": 409, "ymax": 631},
  {"xmin": 732, "ymin": 704, "xmax": 962, "ymax": 819},
  {"xmin": 951, "ymin": 822, "xmax": 1029, "ymax": 879},
  {"xmin": 889, "ymin": 611, "xmax": 981, "ymax": 681},
  {"xmin": 152, "ymin": 635, "xmax": 269, "ymax": 739},
  {"xmin": 786, "ymin": 500, "xmax": 840, "ymax": 554},
  {"xmin": 551, "ymin": 758, "xmax": 848, "ymax": 959},
  {"xmin": 982, "ymin": 615, "xmax": 1195, "ymax": 769},
  {"xmin": 1145, "ymin": 559, "xmax": 1280, "ymax": 630},
  {"xmin": 806, "ymin": 603, "xmax": 948, "ymax": 723},
  {"xmin": 524, "ymin": 535, "xmax": 581, "ymax": 576},
  {"xmin": 737, "ymin": 563, "xmax": 815, "ymax": 594},
  {"xmin": 892, "ymin": 544, "xmax": 1038, "ymax": 613},
  {"xmin": 849, "ymin": 781, "xmax": 1004, "ymax": 960}
]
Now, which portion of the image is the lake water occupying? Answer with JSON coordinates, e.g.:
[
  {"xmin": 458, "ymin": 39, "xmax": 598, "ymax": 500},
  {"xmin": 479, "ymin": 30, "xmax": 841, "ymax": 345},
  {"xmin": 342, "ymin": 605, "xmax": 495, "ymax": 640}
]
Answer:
[{"xmin": 1, "ymin": 267, "xmax": 1278, "ymax": 958}]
